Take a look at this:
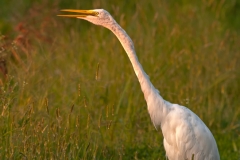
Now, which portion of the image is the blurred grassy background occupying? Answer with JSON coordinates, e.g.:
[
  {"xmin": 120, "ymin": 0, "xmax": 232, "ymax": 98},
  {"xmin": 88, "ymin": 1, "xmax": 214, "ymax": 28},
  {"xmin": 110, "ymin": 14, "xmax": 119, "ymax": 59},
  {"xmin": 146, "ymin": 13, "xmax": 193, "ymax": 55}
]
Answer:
[{"xmin": 0, "ymin": 0, "xmax": 240, "ymax": 159}]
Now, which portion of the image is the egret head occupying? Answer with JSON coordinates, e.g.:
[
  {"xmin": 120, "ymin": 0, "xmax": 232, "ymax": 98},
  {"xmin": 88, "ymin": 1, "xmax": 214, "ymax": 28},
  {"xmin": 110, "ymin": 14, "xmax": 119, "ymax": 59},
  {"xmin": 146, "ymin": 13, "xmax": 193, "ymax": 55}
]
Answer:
[{"xmin": 58, "ymin": 9, "xmax": 115, "ymax": 28}]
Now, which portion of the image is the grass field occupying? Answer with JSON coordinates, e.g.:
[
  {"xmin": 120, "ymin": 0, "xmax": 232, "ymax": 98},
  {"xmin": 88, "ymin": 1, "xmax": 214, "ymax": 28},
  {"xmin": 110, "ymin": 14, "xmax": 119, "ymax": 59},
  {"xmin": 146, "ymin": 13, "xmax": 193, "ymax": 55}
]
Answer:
[{"xmin": 0, "ymin": 0, "xmax": 240, "ymax": 159}]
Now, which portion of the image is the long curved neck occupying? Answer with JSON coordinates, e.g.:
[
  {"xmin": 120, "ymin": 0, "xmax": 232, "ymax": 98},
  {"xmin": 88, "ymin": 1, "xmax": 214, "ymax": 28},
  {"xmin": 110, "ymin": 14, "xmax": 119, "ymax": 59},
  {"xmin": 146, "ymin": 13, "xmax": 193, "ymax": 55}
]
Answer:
[
  {"xmin": 105, "ymin": 21, "xmax": 170, "ymax": 127},
  {"xmin": 107, "ymin": 22, "xmax": 153, "ymax": 101}
]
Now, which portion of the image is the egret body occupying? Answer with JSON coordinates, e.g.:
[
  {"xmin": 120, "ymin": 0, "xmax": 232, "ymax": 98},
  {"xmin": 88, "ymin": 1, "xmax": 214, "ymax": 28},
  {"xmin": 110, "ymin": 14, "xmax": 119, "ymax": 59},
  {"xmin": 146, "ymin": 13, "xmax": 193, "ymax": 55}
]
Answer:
[{"xmin": 58, "ymin": 9, "xmax": 220, "ymax": 160}]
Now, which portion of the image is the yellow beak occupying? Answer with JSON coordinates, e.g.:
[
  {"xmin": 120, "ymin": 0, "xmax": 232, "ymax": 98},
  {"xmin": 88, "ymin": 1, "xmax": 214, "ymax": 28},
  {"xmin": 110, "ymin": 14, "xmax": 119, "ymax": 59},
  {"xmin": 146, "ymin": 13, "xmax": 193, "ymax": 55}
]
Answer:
[{"xmin": 57, "ymin": 9, "xmax": 99, "ymax": 18}]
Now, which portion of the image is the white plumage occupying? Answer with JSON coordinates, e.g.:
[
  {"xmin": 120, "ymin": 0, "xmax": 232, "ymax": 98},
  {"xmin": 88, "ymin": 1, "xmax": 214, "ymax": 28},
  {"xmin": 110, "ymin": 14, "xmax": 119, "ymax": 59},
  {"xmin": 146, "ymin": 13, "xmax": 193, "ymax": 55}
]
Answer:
[{"xmin": 58, "ymin": 9, "xmax": 220, "ymax": 160}]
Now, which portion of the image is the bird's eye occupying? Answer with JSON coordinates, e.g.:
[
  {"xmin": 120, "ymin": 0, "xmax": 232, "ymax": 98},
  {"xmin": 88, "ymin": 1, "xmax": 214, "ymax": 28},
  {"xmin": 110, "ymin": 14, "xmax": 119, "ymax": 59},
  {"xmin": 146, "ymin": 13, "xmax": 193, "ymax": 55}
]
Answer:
[{"xmin": 94, "ymin": 12, "xmax": 99, "ymax": 16}]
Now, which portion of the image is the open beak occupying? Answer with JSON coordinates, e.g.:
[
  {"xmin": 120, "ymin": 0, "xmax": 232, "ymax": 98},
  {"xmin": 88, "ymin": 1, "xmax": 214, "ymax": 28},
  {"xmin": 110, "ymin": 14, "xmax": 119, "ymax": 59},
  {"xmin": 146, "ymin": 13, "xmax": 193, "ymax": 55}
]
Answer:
[{"xmin": 57, "ymin": 9, "xmax": 99, "ymax": 18}]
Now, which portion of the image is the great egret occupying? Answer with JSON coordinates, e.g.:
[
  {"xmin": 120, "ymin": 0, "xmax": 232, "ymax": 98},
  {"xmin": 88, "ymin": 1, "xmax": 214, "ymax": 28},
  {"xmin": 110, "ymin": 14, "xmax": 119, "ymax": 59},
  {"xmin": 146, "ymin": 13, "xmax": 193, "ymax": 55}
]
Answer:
[{"xmin": 58, "ymin": 9, "xmax": 220, "ymax": 160}]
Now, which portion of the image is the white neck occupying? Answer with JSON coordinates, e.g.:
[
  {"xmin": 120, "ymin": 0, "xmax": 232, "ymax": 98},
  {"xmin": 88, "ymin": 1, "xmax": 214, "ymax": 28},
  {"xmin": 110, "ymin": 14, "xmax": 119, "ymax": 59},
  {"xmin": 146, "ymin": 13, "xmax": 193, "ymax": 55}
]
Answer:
[{"xmin": 106, "ymin": 21, "xmax": 170, "ymax": 127}]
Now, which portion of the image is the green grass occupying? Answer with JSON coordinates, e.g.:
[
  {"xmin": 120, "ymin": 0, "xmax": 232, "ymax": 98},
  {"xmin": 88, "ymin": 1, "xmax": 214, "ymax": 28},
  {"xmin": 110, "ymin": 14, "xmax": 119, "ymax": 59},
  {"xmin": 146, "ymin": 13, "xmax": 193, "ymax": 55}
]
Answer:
[{"xmin": 0, "ymin": 0, "xmax": 240, "ymax": 159}]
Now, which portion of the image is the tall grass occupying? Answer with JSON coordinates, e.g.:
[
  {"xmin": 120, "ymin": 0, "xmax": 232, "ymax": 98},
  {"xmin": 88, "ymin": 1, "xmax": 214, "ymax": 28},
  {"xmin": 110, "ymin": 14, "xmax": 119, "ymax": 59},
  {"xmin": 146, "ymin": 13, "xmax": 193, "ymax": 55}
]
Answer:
[{"xmin": 0, "ymin": 0, "xmax": 240, "ymax": 159}]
